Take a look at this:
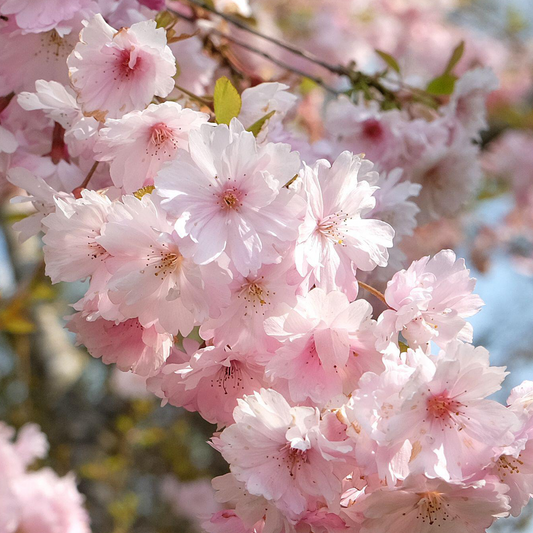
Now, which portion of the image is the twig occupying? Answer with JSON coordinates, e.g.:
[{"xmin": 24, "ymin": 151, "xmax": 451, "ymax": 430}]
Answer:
[
  {"xmin": 173, "ymin": 83, "xmax": 214, "ymax": 109},
  {"xmin": 209, "ymin": 28, "xmax": 341, "ymax": 94},
  {"xmin": 178, "ymin": 0, "xmax": 351, "ymax": 77},
  {"xmin": 358, "ymin": 280, "xmax": 388, "ymax": 305},
  {"xmin": 78, "ymin": 161, "xmax": 99, "ymax": 191}
]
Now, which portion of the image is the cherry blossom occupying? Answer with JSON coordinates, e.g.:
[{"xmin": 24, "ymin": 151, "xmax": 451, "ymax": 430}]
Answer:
[
  {"xmin": 154, "ymin": 344, "xmax": 267, "ymax": 426},
  {"xmin": 67, "ymin": 14, "xmax": 176, "ymax": 120},
  {"xmin": 95, "ymin": 102, "xmax": 209, "ymax": 193},
  {"xmin": 353, "ymin": 475, "xmax": 509, "ymax": 533},
  {"xmin": 295, "ymin": 152, "xmax": 394, "ymax": 299},
  {"xmin": 97, "ymin": 194, "xmax": 231, "ymax": 335},
  {"xmin": 156, "ymin": 119, "xmax": 305, "ymax": 276},
  {"xmin": 216, "ymin": 388, "xmax": 353, "ymax": 519},
  {"xmin": 377, "ymin": 249, "xmax": 484, "ymax": 349},
  {"xmin": 264, "ymin": 288, "xmax": 379, "ymax": 405}
]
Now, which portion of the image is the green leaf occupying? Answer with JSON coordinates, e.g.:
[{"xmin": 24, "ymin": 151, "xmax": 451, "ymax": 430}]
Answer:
[
  {"xmin": 213, "ymin": 77, "xmax": 242, "ymax": 125},
  {"xmin": 247, "ymin": 110, "xmax": 275, "ymax": 137},
  {"xmin": 399, "ymin": 341, "xmax": 409, "ymax": 353},
  {"xmin": 426, "ymin": 73, "xmax": 457, "ymax": 95},
  {"xmin": 155, "ymin": 10, "xmax": 176, "ymax": 29},
  {"xmin": 375, "ymin": 49, "xmax": 400, "ymax": 74},
  {"xmin": 444, "ymin": 40, "xmax": 465, "ymax": 74}
]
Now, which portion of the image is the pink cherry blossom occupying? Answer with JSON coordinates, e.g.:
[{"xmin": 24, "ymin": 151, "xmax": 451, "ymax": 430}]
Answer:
[
  {"xmin": 384, "ymin": 342, "xmax": 517, "ymax": 480},
  {"xmin": 97, "ymin": 194, "xmax": 230, "ymax": 335},
  {"xmin": 295, "ymin": 152, "xmax": 394, "ymax": 299},
  {"xmin": 377, "ymin": 249, "xmax": 483, "ymax": 349},
  {"xmin": 155, "ymin": 344, "xmax": 267, "ymax": 426},
  {"xmin": 354, "ymin": 475, "xmax": 509, "ymax": 533},
  {"xmin": 7, "ymin": 167, "xmax": 72, "ymax": 242},
  {"xmin": 67, "ymin": 14, "xmax": 176, "ymax": 120},
  {"xmin": 95, "ymin": 102, "xmax": 209, "ymax": 193},
  {"xmin": 42, "ymin": 190, "xmax": 112, "ymax": 283},
  {"xmin": 200, "ymin": 260, "xmax": 301, "ymax": 352},
  {"xmin": 156, "ymin": 119, "xmax": 305, "ymax": 276},
  {"xmin": 0, "ymin": 0, "xmax": 93, "ymax": 34},
  {"xmin": 264, "ymin": 288, "xmax": 379, "ymax": 405},
  {"xmin": 216, "ymin": 388, "xmax": 352, "ymax": 520},
  {"xmin": 409, "ymin": 136, "xmax": 482, "ymax": 224},
  {"xmin": 67, "ymin": 313, "xmax": 173, "ymax": 376}
]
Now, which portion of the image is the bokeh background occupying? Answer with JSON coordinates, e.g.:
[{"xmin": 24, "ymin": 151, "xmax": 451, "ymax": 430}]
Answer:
[{"xmin": 3, "ymin": 0, "xmax": 533, "ymax": 531}]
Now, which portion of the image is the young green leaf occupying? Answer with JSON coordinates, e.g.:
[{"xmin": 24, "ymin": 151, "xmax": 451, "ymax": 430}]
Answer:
[
  {"xmin": 426, "ymin": 73, "xmax": 457, "ymax": 96},
  {"xmin": 247, "ymin": 110, "xmax": 275, "ymax": 137},
  {"xmin": 375, "ymin": 49, "xmax": 401, "ymax": 74},
  {"xmin": 213, "ymin": 77, "xmax": 242, "ymax": 125},
  {"xmin": 444, "ymin": 40, "xmax": 465, "ymax": 74}
]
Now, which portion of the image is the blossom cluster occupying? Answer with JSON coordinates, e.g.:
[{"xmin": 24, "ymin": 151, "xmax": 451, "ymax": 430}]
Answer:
[
  {"xmin": 1, "ymin": 1, "xmax": 532, "ymax": 532},
  {"xmin": 0, "ymin": 422, "xmax": 90, "ymax": 533}
]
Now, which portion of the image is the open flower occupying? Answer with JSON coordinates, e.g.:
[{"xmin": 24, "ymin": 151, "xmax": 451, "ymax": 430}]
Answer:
[
  {"xmin": 97, "ymin": 194, "xmax": 231, "ymax": 336},
  {"xmin": 377, "ymin": 249, "xmax": 483, "ymax": 349},
  {"xmin": 295, "ymin": 152, "xmax": 394, "ymax": 299},
  {"xmin": 354, "ymin": 475, "xmax": 509, "ymax": 533},
  {"xmin": 95, "ymin": 102, "xmax": 209, "ymax": 193},
  {"xmin": 216, "ymin": 388, "xmax": 352, "ymax": 520},
  {"xmin": 67, "ymin": 14, "xmax": 176, "ymax": 120},
  {"xmin": 264, "ymin": 288, "xmax": 379, "ymax": 406},
  {"xmin": 156, "ymin": 119, "xmax": 304, "ymax": 276}
]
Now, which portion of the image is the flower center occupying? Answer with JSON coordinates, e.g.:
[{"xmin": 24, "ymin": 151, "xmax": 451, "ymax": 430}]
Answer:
[
  {"xmin": 497, "ymin": 455, "xmax": 524, "ymax": 479},
  {"xmin": 415, "ymin": 491, "xmax": 450, "ymax": 526},
  {"xmin": 237, "ymin": 278, "xmax": 274, "ymax": 316},
  {"xmin": 362, "ymin": 118, "xmax": 384, "ymax": 141},
  {"xmin": 214, "ymin": 361, "xmax": 246, "ymax": 395},
  {"xmin": 426, "ymin": 393, "xmax": 466, "ymax": 429},
  {"xmin": 144, "ymin": 243, "xmax": 183, "ymax": 278},
  {"xmin": 150, "ymin": 123, "xmax": 175, "ymax": 147},
  {"xmin": 220, "ymin": 187, "xmax": 242, "ymax": 210},
  {"xmin": 117, "ymin": 48, "xmax": 142, "ymax": 79},
  {"xmin": 317, "ymin": 212, "xmax": 349, "ymax": 245},
  {"xmin": 280, "ymin": 443, "xmax": 310, "ymax": 478}
]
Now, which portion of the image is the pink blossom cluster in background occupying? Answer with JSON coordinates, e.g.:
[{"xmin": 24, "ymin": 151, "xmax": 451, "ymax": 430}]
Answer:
[
  {"xmin": 0, "ymin": 423, "xmax": 90, "ymax": 533},
  {"xmin": 2, "ymin": 0, "xmax": 533, "ymax": 532}
]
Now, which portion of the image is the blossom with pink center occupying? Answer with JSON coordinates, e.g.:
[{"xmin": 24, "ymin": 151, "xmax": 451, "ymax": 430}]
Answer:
[
  {"xmin": 97, "ymin": 194, "xmax": 230, "ymax": 335},
  {"xmin": 95, "ymin": 102, "xmax": 209, "ymax": 193},
  {"xmin": 295, "ymin": 152, "xmax": 394, "ymax": 299},
  {"xmin": 155, "ymin": 344, "xmax": 267, "ymax": 427},
  {"xmin": 385, "ymin": 342, "xmax": 517, "ymax": 480},
  {"xmin": 0, "ymin": 0, "xmax": 93, "ymax": 34},
  {"xmin": 67, "ymin": 14, "xmax": 176, "ymax": 120},
  {"xmin": 156, "ymin": 119, "xmax": 305, "ymax": 276},
  {"xmin": 0, "ymin": 17, "xmax": 84, "ymax": 94},
  {"xmin": 377, "ymin": 249, "xmax": 483, "ymax": 349},
  {"xmin": 264, "ymin": 288, "xmax": 379, "ymax": 406},
  {"xmin": 42, "ymin": 190, "xmax": 112, "ymax": 283},
  {"xmin": 216, "ymin": 388, "xmax": 353, "ymax": 520},
  {"xmin": 354, "ymin": 475, "xmax": 509, "ymax": 533},
  {"xmin": 67, "ymin": 312, "xmax": 173, "ymax": 377},
  {"xmin": 200, "ymin": 260, "xmax": 301, "ymax": 352},
  {"xmin": 322, "ymin": 96, "xmax": 404, "ymax": 167}
]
